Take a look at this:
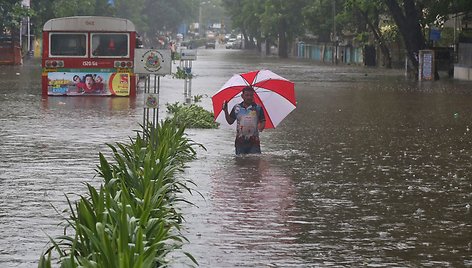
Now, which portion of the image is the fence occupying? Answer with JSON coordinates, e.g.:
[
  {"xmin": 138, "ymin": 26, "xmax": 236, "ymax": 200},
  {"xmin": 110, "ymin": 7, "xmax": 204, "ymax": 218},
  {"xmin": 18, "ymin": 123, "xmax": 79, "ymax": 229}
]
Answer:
[
  {"xmin": 0, "ymin": 36, "xmax": 22, "ymax": 65},
  {"xmin": 295, "ymin": 42, "xmax": 364, "ymax": 65},
  {"xmin": 454, "ymin": 42, "xmax": 472, "ymax": 80}
]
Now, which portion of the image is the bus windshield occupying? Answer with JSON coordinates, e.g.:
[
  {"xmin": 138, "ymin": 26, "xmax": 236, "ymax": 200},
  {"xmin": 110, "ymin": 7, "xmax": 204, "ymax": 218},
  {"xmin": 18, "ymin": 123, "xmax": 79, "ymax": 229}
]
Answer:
[
  {"xmin": 91, "ymin": 33, "xmax": 129, "ymax": 57},
  {"xmin": 50, "ymin": 33, "xmax": 87, "ymax": 57}
]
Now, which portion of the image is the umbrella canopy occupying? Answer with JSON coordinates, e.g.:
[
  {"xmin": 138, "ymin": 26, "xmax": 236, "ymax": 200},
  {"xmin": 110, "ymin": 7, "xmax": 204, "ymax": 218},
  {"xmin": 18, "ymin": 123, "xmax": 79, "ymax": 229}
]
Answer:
[{"xmin": 212, "ymin": 69, "xmax": 296, "ymax": 129}]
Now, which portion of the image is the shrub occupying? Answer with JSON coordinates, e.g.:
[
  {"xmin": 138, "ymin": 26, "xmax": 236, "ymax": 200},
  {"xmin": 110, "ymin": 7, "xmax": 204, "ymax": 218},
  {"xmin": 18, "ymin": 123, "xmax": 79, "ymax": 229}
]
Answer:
[{"xmin": 166, "ymin": 102, "xmax": 219, "ymax": 129}]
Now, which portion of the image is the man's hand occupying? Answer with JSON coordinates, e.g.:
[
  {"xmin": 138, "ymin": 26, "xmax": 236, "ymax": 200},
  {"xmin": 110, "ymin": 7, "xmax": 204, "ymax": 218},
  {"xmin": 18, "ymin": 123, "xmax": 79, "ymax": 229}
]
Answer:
[
  {"xmin": 222, "ymin": 100, "xmax": 228, "ymax": 113},
  {"xmin": 223, "ymin": 100, "xmax": 235, "ymax": 125},
  {"xmin": 258, "ymin": 121, "xmax": 265, "ymax": 132}
]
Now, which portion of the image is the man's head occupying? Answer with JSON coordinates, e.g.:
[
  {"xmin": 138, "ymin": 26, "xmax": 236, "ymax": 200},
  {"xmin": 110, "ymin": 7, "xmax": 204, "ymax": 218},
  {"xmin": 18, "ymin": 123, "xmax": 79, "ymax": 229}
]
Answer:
[
  {"xmin": 84, "ymin": 74, "xmax": 94, "ymax": 89},
  {"xmin": 241, "ymin": 86, "xmax": 255, "ymax": 105}
]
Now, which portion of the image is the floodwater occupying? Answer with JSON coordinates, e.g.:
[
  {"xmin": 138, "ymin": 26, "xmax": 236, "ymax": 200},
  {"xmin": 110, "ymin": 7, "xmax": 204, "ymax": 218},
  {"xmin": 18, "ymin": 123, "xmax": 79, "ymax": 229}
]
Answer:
[{"xmin": 1, "ymin": 47, "xmax": 472, "ymax": 267}]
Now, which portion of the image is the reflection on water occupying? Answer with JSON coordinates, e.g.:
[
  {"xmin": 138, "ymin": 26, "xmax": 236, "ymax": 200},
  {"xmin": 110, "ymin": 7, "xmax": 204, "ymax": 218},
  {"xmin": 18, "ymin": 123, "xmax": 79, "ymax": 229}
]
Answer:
[
  {"xmin": 174, "ymin": 152, "xmax": 303, "ymax": 267},
  {"xmin": 1, "ymin": 52, "xmax": 472, "ymax": 267},
  {"xmin": 213, "ymin": 155, "xmax": 297, "ymax": 248},
  {"xmin": 41, "ymin": 96, "xmax": 137, "ymax": 112}
]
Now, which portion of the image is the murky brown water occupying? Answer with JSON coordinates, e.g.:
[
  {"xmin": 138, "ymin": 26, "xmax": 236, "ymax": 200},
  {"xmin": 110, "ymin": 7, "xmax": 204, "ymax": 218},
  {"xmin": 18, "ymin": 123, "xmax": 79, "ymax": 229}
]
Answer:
[{"xmin": 1, "ymin": 48, "xmax": 472, "ymax": 267}]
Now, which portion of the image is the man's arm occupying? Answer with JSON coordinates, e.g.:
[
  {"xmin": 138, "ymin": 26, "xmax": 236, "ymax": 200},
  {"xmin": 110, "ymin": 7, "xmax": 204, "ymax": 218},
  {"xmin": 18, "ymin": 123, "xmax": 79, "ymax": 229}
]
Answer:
[
  {"xmin": 257, "ymin": 105, "xmax": 266, "ymax": 132},
  {"xmin": 223, "ymin": 101, "xmax": 235, "ymax": 125},
  {"xmin": 258, "ymin": 120, "xmax": 265, "ymax": 132}
]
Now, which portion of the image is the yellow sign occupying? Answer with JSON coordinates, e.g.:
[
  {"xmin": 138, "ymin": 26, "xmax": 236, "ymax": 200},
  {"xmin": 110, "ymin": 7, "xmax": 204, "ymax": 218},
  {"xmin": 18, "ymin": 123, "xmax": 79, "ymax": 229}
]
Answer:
[
  {"xmin": 109, "ymin": 73, "xmax": 130, "ymax": 96},
  {"xmin": 42, "ymin": 68, "xmax": 57, "ymax": 74},
  {"xmin": 116, "ymin": 68, "xmax": 132, "ymax": 73}
]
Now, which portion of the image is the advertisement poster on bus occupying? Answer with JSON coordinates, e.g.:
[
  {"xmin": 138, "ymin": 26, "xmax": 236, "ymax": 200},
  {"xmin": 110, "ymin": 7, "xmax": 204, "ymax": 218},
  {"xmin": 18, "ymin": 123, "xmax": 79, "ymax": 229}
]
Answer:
[{"xmin": 47, "ymin": 72, "xmax": 130, "ymax": 96}]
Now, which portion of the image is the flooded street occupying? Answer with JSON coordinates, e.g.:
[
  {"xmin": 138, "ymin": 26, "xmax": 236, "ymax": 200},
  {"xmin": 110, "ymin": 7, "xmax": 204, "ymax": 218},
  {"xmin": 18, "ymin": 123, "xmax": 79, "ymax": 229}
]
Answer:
[{"xmin": 1, "ymin": 48, "xmax": 472, "ymax": 267}]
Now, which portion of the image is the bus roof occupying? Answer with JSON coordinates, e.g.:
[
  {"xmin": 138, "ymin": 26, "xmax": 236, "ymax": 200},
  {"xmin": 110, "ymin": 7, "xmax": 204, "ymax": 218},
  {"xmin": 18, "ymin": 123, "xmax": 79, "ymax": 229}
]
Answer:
[{"xmin": 43, "ymin": 16, "xmax": 136, "ymax": 32}]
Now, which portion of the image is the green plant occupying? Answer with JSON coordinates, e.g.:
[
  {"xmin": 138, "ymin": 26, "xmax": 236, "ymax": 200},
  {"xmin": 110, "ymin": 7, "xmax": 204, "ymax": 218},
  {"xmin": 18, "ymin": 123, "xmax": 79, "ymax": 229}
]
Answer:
[
  {"xmin": 193, "ymin": 95, "xmax": 203, "ymax": 103},
  {"xmin": 172, "ymin": 67, "xmax": 193, "ymax": 79},
  {"xmin": 39, "ymin": 120, "xmax": 202, "ymax": 268},
  {"xmin": 173, "ymin": 52, "xmax": 182, "ymax": 61},
  {"xmin": 166, "ymin": 102, "xmax": 219, "ymax": 129}
]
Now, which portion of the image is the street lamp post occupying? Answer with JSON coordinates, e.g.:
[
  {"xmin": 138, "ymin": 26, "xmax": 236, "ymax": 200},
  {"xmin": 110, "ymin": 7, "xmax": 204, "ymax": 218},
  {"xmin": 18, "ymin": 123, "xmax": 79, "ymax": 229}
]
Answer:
[
  {"xmin": 199, "ymin": 1, "xmax": 214, "ymax": 38},
  {"xmin": 199, "ymin": 4, "xmax": 203, "ymax": 37},
  {"xmin": 21, "ymin": 0, "xmax": 32, "ymax": 55},
  {"xmin": 199, "ymin": 1, "xmax": 209, "ymax": 38}
]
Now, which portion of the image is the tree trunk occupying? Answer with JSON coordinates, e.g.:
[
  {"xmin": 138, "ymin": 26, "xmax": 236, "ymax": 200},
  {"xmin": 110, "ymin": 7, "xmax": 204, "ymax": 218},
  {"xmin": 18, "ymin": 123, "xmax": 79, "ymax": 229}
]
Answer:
[
  {"xmin": 256, "ymin": 37, "xmax": 262, "ymax": 52},
  {"xmin": 358, "ymin": 8, "xmax": 392, "ymax": 68},
  {"xmin": 265, "ymin": 39, "xmax": 271, "ymax": 55},
  {"xmin": 278, "ymin": 20, "xmax": 288, "ymax": 58},
  {"xmin": 241, "ymin": 29, "xmax": 248, "ymax": 49},
  {"xmin": 385, "ymin": 0, "xmax": 426, "ymax": 76}
]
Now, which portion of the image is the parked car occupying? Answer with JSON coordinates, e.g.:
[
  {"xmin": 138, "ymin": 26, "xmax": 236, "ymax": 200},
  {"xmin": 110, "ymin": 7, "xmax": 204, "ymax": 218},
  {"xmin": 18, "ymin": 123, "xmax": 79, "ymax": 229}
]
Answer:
[
  {"xmin": 226, "ymin": 38, "xmax": 236, "ymax": 49},
  {"xmin": 205, "ymin": 41, "xmax": 216, "ymax": 49},
  {"xmin": 180, "ymin": 40, "xmax": 195, "ymax": 49},
  {"xmin": 232, "ymin": 39, "xmax": 242, "ymax": 49},
  {"xmin": 226, "ymin": 39, "xmax": 242, "ymax": 49}
]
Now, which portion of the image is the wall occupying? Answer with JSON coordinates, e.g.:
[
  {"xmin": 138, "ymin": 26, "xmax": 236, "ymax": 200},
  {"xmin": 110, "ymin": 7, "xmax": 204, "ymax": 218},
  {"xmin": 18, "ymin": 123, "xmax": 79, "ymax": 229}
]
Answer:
[{"xmin": 295, "ymin": 42, "xmax": 364, "ymax": 65}]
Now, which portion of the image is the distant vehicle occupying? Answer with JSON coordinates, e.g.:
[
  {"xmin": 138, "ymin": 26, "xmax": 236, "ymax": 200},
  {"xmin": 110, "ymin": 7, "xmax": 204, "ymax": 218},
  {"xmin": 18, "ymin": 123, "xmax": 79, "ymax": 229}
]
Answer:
[
  {"xmin": 181, "ymin": 40, "xmax": 195, "ymax": 49},
  {"xmin": 233, "ymin": 39, "xmax": 242, "ymax": 49},
  {"xmin": 226, "ymin": 38, "xmax": 242, "ymax": 49},
  {"xmin": 206, "ymin": 31, "xmax": 215, "ymax": 39},
  {"xmin": 226, "ymin": 38, "xmax": 236, "ymax": 49},
  {"xmin": 205, "ymin": 41, "xmax": 216, "ymax": 49}
]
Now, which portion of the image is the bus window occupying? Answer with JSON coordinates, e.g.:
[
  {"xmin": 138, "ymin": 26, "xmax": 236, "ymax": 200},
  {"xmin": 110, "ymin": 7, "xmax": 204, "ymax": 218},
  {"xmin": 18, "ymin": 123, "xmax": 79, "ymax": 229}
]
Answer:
[
  {"xmin": 50, "ymin": 33, "xmax": 86, "ymax": 57},
  {"xmin": 91, "ymin": 33, "xmax": 128, "ymax": 57}
]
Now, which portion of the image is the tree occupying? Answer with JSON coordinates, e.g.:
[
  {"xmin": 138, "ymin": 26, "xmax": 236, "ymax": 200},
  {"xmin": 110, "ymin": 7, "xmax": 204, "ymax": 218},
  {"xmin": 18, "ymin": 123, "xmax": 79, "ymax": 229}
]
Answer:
[
  {"xmin": 384, "ymin": 0, "xmax": 426, "ymax": 75},
  {"xmin": 30, "ymin": 0, "xmax": 113, "ymax": 36},
  {"xmin": 143, "ymin": 0, "xmax": 194, "ymax": 36},
  {"xmin": 94, "ymin": 0, "xmax": 113, "ymax": 16},
  {"xmin": 240, "ymin": 0, "xmax": 264, "ymax": 50},
  {"xmin": 303, "ymin": 0, "xmax": 336, "ymax": 42},
  {"xmin": 114, "ymin": 0, "xmax": 147, "ymax": 33},
  {"xmin": 342, "ymin": 0, "xmax": 394, "ymax": 68},
  {"xmin": 260, "ymin": 0, "xmax": 308, "ymax": 57},
  {"xmin": 222, "ymin": 0, "xmax": 262, "ymax": 48},
  {"xmin": 0, "ymin": 0, "xmax": 32, "ymax": 36},
  {"xmin": 133, "ymin": 0, "xmax": 196, "ymax": 48},
  {"xmin": 222, "ymin": 0, "xmax": 307, "ymax": 57}
]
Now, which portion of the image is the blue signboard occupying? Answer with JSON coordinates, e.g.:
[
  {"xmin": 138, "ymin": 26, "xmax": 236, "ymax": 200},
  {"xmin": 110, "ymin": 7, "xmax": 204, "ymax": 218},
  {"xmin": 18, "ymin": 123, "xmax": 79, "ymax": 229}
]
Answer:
[{"xmin": 430, "ymin": 28, "xmax": 441, "ymax": 41}]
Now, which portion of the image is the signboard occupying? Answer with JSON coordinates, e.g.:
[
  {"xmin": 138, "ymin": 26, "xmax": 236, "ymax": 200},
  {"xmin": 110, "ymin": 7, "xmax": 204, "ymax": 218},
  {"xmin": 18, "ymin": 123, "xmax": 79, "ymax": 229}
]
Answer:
[
  {"xmin": 144, "ymin": 93, "xmax": 159, "ymax": 109},
  {"xmin": 419, "ymin": 50, "xmax": 435, "ymax": 81},
  {"xmin": 180, "ymin": 49, "xmax": 197, "ymax": 61},
  {"xmin": 429, "ymin": 28, "xmax": 441, "ymax": 41},
  {"xmin": 134, "ymin": 48, "xmax": 171, "ymax": 75},
  {"xmin": 47, "ymin": 71, "xmax": 130, "ymax": 96}
]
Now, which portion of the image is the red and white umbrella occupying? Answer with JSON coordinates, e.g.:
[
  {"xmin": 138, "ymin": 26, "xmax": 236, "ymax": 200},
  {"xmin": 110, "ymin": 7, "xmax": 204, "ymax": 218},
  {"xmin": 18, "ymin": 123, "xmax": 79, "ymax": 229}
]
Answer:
[{"xmin": 212, "ymin": 69, "xmax": 296, "ymax": 129}]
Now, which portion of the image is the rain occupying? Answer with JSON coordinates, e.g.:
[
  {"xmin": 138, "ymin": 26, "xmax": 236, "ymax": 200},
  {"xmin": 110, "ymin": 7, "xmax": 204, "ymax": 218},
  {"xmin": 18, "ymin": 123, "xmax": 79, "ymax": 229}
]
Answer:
[
  {"xmin": 1, "ymin": 48, "xmax": 472, "ymax": 267},
  {"xmin": 1, "ymin": 0, "xmax": 472, "ymax": 267}
]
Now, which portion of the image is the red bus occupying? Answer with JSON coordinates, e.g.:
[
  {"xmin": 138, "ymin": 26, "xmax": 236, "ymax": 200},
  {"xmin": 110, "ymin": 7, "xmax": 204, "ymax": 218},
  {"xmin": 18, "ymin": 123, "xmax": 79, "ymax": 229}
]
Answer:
[{"xmin": 42, "ymin": 16, "xmax": 138, "ymax": 97}]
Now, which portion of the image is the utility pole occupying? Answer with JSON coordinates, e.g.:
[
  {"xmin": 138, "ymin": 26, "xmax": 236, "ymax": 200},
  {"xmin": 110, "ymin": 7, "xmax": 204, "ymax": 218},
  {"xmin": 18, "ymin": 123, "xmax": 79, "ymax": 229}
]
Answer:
[
  {"xmin": 333, "ymin": 0, "xmax": 338, "ymax": 64},
  {"xmin": 199, "ymin": 3, "xmax": 203, "ymax": 38},
  {"xmin": 333, "ymin": 0, "xmax": 336, "ymax": 40}
]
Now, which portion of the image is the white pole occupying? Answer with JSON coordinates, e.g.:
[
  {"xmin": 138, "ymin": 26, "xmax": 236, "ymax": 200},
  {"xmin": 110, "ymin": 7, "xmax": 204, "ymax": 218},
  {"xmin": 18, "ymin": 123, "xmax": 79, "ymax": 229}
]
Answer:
[
  {"xmin": 199, "ymin": 4, "xmax": 202, "ymax": 38},
  {"xmin": 19, "ymin": 20, "xmax": 23, "ymax": 48},
  {"xmin": 405, "ymin": 55, "xmax": 408, "ymax": 77},
  {"xmin": 27, "ymin": 17, "xmax": 31, "ymax": 52}
]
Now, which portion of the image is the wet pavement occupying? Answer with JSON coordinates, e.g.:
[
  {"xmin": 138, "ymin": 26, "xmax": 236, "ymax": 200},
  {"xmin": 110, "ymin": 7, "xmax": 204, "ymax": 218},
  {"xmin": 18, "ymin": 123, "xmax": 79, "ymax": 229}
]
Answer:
[{"xmin": 1, "ymin": 48, "xmax": 472, "ymax": 267}]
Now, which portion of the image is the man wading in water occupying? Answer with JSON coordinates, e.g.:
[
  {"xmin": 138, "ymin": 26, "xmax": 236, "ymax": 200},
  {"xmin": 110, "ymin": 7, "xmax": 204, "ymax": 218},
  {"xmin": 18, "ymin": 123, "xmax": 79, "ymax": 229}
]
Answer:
[{"xmin": 223, "ymin": 86, "xmax": 266, "ymax": 154}]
